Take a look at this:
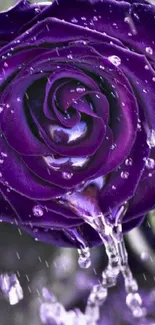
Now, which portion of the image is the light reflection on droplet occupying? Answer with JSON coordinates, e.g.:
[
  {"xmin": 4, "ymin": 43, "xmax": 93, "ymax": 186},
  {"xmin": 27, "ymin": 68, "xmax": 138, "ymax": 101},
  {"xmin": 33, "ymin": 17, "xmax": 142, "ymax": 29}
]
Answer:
[
  {"xmin": 32, "ymin": 205, "xmax": 44, "ymax": 217},
  {"xmin": 108, "ymin": 55, "xmax": 121, "ymax": 67}
]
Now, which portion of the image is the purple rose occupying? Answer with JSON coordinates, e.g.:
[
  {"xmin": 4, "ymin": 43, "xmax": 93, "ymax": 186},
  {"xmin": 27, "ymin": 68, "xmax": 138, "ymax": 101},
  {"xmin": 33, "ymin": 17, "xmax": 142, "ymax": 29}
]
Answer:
[{"xmin": 0, "ymin": 0, "xmax": 154, "ymax": 247}]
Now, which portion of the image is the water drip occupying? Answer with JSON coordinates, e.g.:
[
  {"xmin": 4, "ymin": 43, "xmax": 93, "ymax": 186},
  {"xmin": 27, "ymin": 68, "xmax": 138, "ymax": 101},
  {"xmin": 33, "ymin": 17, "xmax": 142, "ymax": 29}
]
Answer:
[{"xmin": 78, "ymin": 247, "xmax": 91, "ymax": 269}]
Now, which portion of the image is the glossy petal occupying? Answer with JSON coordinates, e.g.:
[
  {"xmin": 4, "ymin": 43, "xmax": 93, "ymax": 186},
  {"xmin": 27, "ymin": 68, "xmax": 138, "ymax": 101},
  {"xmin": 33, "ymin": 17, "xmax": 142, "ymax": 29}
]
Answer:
[
  {"xmin": 0, "ymin": 0, "xmax": 44, "ymax": 47},
  {"xmin": 0, "ymin": 135, "xmax": 65, "ymax": 200}
]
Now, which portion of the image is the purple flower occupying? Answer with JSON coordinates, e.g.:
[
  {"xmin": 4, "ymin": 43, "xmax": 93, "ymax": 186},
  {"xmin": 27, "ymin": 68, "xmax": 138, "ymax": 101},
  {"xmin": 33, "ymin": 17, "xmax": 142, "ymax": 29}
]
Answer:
[{"xmin": 0, "ymin": 0, "xmax": 155, "ymax": 247}]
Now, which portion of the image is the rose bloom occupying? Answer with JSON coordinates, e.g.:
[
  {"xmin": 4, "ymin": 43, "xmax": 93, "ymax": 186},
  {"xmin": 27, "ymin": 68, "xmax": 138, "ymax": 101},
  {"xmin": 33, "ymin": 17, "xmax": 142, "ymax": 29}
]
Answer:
[{"xmin": 0, "ymin": 0, "xmax": 155, "ymax": 247}]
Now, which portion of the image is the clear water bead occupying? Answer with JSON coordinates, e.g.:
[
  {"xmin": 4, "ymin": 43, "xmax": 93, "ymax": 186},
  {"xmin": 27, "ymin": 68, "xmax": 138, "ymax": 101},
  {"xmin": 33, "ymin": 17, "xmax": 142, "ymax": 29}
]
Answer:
[
  {"xmin": 121, "ymin": 171, "xmax": 129, "ymax": 179},
  {"xmin": 108, "ymin": 55, "xmax": 121, "ymax": 67},
  {"xmin": 144, "ymin": 158, "xmax": 155, "ymax": 169},
  {"xmin": 125, "ymin": 158, "xmax": 133, "ymax": 166},
  {"xmin": 32, "ymin": 205, "xmax": 44, "ymax": 217},
  {"xmin": 62, "ymin": 172, "xmax": 73, "ymax": 180},
  {"xmin": 76, "ymin": 86, "xmax": 86, "ymax": 93},
  {"xmin": 0, "ymin": 274, "xmax": 23, "ymax": 305},
  {"xmin": 145, "ymin": 47, "xmax": 153, "ymax": 55}
]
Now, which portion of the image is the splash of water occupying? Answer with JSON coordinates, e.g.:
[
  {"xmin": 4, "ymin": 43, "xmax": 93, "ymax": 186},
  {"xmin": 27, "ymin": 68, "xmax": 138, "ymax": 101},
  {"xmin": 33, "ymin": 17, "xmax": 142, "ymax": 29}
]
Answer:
[
  {"xmin": 0, "ymin": 273, "xmax": 23, "ymax": 305},
  {"xmin": 42, "ymin": 183, "xmax": 147, "ymax": 325}
]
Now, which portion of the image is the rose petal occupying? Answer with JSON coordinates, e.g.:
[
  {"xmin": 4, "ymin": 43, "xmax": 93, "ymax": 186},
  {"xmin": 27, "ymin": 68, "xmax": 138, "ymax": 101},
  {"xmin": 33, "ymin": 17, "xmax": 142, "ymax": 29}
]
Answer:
[
  {"xmin": 50, "ymin": 0, "xmax": 155, "ymax": 57},
  {"xmin": 0, "ymin": 135, "xmax": 65, "ymax": 199},
  {"xmin": 0, "ymin": 0, "xmax": 43, "ymax": 47},
  {"xmin": 99, "ymin": 112, "xmax": 149, "ymax": 216},
  {"xmin": 0, "ymin": 184, "xmax": 82, "ymax": 229},
  {"xmin": 0, "ymin": 73, "xmax": 53, "ymax": 156}
]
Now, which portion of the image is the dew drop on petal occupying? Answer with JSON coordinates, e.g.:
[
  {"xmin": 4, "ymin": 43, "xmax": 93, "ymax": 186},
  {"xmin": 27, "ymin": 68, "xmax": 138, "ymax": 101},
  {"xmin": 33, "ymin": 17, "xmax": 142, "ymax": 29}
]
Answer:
[
  {"xmin": 121, "ymin": 171, "xmax": 129, "ymax": 179},
  {"xmin": 62, "ymin": 172, "xmax": 73, "ymax": 180},
  {"xmin": 71, "ymin": 17, "xmax": 78, "ymax": 23},
  {"xmin": 125, "ymin": 158, "xmax": 133, "ymax": 166},
  {"xmin": 145, "ymin": 47, "xmax": 153, "ymax": 55},
  {"xmin": 144, "ymin": 158, "xmax": 155, "ymax": 169},
  {"xmin": 108, "ymin": 55, "xmax": 121, "ymax": 67},
  {"xmin": 32, "ymin": 205, "xmax": 44, "ymax": 217},
  {"xmin": 76, "ymin": 86, "xmax": 86, "ymax": 93}
]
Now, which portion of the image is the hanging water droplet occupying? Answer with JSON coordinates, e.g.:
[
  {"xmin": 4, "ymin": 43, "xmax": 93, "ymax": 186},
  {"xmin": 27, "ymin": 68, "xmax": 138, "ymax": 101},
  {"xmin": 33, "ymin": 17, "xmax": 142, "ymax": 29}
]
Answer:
[
  {"xmin": 125, "ymin": 158, "xmax": 133, "ymax": 166},
  {"xmin": 121, "ymin": 171, "xmax": 129, "ymax": 179},
  {"xmin": 145, "ymin": 47, "xmax": 153, "ymax": 55},
  {"xmin": 0, "ymin": 274, "xmax": 23, "ymax": 305},
  {"xmin": 78, "ymin": 247, "xmax": 91, "ymax": 269},
  {"xmin": 32, "ymin": 205, "xmax": 44, "ymax": 217},
  {"xmin": 108, "ymin": 55, "xmax": 121, "ymax": 67},
  {"xmin": 126, "ymin": 292, "xmax": 146, "ymax": 318}
]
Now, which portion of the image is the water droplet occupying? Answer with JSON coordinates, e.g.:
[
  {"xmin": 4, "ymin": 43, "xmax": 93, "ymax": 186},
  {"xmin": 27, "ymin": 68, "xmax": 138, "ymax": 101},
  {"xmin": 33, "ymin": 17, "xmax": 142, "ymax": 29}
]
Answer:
[
  {"xmin": 140, "ymin": 252, "xmax": 149, "ymax": 261},
  {"xmin": 67, "ymin": 54, "xmax": 73, "ymax": 59},
  {"xmin": 0, "ymin": 274, "xmax": 23, "ymax": 305},
  {"xmin": 76, "ymin": 86, "xmax": 86, "ymax": 93},
  {"xmin": 147, "ymin": 129, "xmax": 155, "ymax": 148},
  {"xmin": 126, "ymin": 292, "xmax": 146, "ymax": 318},
  {"xmin": 78, "ymin": 247, "xmax": 91, "ymax": 269},
  {"xmin": 4, "ymin": 62, "xmax": 8, "ymax": 68},
  {"xmin": 108, "ymin": 55, "xmax": 121, "ymax": 67},
  {"xmin": 121, "ymin": 171, "xmax": 129, "ymax": 179},
  {"xmin": 62, "ymin": 172, "xmax": 73, "ymax": 180},
  {"xmin": 145, "ymin": 64, "xmax": 149, "ymax": 70},
  {"xmin": 145, "ymin": 47, "xmax": 153, "ymax": 55},
  {"xmin": 1, "ymin": 152, "xmax": 7, "ymax": 157},
  {"xmin": 0, "ymin": 107, "xmax": 3, "ymax": 113},
  {"xmin": 144, "ymin": 158, "xmax": 155, "ymax": 169},
  {"xmin": 125, "ymin": 158, "xmax": 133, "ymax": 166},
  {"xmin": 32, "ymin": 205, "xmax": 44, "ymax": 217},
  {"xmin": 71, "ymin": 17, "xmax": 78, "ymax": 23},
  {"xmin": 99, "ymin": 65, "xmax": 105, "ymax": 70}
]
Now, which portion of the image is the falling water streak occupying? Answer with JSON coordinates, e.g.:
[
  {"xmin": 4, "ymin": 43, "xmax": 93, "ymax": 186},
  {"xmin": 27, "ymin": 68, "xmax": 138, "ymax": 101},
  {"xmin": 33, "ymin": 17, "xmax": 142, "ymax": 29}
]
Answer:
[
  {"xmin": 83, "ymin": 204, "xmax": 146, "ymax": 323},
  {"xmin": 111, "ymin": 222, "xmax": 146, "ymax": 319}
]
